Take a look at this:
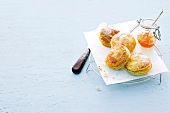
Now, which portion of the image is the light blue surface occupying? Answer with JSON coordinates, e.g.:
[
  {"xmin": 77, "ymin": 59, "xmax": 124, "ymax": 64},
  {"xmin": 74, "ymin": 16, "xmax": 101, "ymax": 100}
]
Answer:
[{"xmin": 0, "ymin": 0, "xmax": 170, "ymax": 113}]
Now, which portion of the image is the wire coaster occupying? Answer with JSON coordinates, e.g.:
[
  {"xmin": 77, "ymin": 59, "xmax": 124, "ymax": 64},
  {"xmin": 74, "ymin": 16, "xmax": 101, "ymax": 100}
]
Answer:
[{"xmin": 86, "ymin": 45, "xmax": 162, "ymax": 85}]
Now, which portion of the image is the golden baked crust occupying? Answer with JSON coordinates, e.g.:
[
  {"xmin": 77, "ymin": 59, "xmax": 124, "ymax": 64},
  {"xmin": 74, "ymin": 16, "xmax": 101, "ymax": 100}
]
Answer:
[
  {"xmin": 125, "ymin": 53, "xmax": 152, "ymax": 75},
  {"xmin": 99, "ymin": 26, "xmax": 119, "ymax": 48},
  {"xmin": 105, "ymin": 45, "xmax": 130, "ymax": 70},
  {"xmin": 127, "ymin": 64, "xmax": 152, "ymax": 75},
  {"xmin": 111, "ymin": 33, "xmax": 136, "ymax": 52}
]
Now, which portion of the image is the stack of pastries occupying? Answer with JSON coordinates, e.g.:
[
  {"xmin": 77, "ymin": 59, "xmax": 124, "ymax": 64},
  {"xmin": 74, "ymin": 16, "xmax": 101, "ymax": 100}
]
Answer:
[{"xmin": 99, "ymin": 27, "xmax": 152, "ymax": 76}]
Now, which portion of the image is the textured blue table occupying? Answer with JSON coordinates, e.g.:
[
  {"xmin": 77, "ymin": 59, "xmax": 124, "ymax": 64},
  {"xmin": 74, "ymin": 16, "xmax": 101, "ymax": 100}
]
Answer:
[{"xmin": 0, "ymin": 0, "xmax": 170, "ymax": 113}]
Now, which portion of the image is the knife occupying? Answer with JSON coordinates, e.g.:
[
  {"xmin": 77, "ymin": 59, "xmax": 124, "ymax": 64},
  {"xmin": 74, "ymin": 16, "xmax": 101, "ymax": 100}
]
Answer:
[{"xmin": 72, "ymin": 48, "xmax": 91, "ymax": 74}]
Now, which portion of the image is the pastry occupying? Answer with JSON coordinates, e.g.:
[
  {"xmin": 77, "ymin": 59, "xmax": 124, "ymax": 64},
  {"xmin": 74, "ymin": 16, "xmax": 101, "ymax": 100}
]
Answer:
[
  {"xmin": 110, "ymin": 33, "xmax": 136, "ymax": 52},
  {"xmin": 99, "ymin": 26, "xmax": 119, "ymax": 48},
  {"xmin": 125, "ymin": 53, "xmax": 152, "ymax": 75},
  {"xmin": 105, "ymin": 45, "xmax": 130, "ymax": 70}
]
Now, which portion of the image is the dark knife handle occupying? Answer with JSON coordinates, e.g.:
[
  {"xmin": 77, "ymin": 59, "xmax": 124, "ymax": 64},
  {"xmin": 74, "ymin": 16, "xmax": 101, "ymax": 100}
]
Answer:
[{"xmin": 72, "ymin": 48, "xmax": 91, "ymax": 74}]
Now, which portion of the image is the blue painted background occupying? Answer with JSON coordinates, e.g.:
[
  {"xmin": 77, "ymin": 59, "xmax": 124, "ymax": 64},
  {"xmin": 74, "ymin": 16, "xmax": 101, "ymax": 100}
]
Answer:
[{"xmin": 0, "ymin": 0, "xmax": 170, "ymax": 113}]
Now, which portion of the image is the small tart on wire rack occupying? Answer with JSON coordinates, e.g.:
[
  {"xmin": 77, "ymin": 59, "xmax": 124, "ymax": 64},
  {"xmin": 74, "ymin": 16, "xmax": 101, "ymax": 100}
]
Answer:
[
  {"xmin": 99, "ymin": 26, "xmax": 119, "ymax": 48},
  {"xmin": 105, "ymin": 45, "xmax": 130, "ymax": 70},
  {"xmin": 125, "ymin": 53, "xmax": 152, "ymax": 76},
  {"xmin": 111, "ymin": 32, "xmax": 136, "ymax": 52}
]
